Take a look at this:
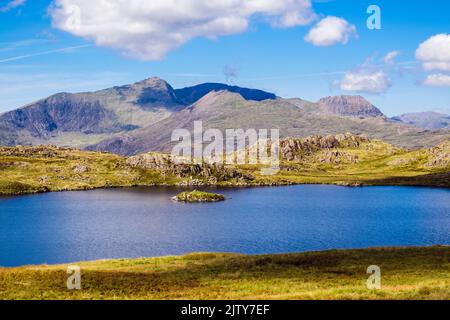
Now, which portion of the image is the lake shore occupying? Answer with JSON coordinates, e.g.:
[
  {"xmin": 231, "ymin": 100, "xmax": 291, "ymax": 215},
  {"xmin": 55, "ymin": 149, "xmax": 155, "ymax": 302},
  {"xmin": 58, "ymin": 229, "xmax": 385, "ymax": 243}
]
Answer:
[
  {"xmin": 1, "ymin": 140, "xmax": 449, "ymax": 196},
  {"xmin": 0, "ymin": 246, "xmax": 448, "ymax": 300}
]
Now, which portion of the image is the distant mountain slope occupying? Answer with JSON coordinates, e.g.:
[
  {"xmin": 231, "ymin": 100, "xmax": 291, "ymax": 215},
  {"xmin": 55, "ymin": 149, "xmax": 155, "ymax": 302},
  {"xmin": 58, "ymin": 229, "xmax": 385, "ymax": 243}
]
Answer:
[
  {"xmin": 87, "ymin": 91, "xmax": 450, "ymax": 155},
  {"xmin": 391, "ymin": 112, "xmax": 450, "ymax": 129},
  {"xmin": 318, "ymin": 95, "xmax": 385, "ymax": 117},
  {"xmin": 0, "ymin": 93, "xmax": 130, "ymax": 136},
  {"xmin": 174, "ymin": 83, "xmax": 277, "ymax": 105},
  {"xmin": 0, "ymin": 77, "xmax": 185, "ymax": 147}
]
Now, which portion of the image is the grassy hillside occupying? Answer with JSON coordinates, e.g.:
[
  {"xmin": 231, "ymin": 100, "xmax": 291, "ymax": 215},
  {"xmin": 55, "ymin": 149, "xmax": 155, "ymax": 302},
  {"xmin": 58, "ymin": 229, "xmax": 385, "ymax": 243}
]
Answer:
[
  {"xmin": 249, "ymin": 137, "xmax": 450, "ymax": 188},
  {"xmin": 0, "ymin": 135, "xmax": 448, "ymax": 195},
  {"xmin": 0, "ymin": 247, "xmax": 448, "ymax": 300},
  {"xmin": 0, "ymin": 146, "xmax": 173, "ymax": 195}
]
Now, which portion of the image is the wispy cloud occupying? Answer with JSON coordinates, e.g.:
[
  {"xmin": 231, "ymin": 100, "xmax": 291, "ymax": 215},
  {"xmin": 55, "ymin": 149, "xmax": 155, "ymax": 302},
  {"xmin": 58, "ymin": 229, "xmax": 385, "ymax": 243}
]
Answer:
[
  {"xmin": 384, "ymin": 51, "xmax": 400, "ymax": 64},
  {"xmin": 0, "ymin": 38, "xmax": 52, "ymax": 53},
  {"xmin": 0, "ymin": 44, "xmax": 91, "ymax": 63},
  {"xmin": 0, "ymin": 0, "xmax": 26, "ymax": 13}
]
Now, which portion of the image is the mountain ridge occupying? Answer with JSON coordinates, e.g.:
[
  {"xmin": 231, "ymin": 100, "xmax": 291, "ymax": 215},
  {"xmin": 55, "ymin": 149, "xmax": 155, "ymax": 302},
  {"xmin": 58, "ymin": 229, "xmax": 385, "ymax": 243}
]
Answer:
[
  {"xmin": 174, "ymin": 82, "xmax": 277, "ymax": 105},
  {"xmin": 391, "ymin": 111, "xmax": 450, "ymax": 129},
  {"xmin": 0, "ymin": 77, "xmax": 278, "ymax": 148},
  {"xmin": 0, "ymin": 76, "xmax": 449, "ymax": 154}
]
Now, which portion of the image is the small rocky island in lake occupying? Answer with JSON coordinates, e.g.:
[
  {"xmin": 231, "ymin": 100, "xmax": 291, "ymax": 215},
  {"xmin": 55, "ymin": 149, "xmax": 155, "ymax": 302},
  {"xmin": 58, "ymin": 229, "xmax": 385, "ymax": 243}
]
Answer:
[{"xmin": 172, "ymin": 190, "xmax": 225, "ymax": 203}]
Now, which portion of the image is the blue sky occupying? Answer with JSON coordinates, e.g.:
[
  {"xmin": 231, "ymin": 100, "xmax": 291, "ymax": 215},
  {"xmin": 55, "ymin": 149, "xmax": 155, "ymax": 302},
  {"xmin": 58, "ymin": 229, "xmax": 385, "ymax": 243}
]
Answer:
[{"xmin": 0, "ymin": 0, "xmax": 449, "ymax": 116}]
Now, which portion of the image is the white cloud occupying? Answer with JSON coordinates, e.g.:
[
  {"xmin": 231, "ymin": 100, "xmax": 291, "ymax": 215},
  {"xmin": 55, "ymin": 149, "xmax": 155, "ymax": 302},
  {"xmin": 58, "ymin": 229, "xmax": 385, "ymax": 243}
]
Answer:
[
  {"xmin": 50, "ymin": 0, "xmax": 317, "ymax": 60},
  {"xmin": 0, "ymin": 0, "xmax": 26, "ymax": 12},
  {"xmin": 416, "ymin": 34, "xmax": 450, "ymax": 71},
  {"xmin": 384, "ymin": 51, "xmax": 400, "ymax": 64},
  {"xmin": 423, "ymin": 73, "xmax": 450, "ymax": 87},
  {"xmin": 340, "ymin": 70, "xmax": 390, "ymax": 94},
  {"xmin": 304, "ymin": 16, "xmax": 357, "ymax": 46}
]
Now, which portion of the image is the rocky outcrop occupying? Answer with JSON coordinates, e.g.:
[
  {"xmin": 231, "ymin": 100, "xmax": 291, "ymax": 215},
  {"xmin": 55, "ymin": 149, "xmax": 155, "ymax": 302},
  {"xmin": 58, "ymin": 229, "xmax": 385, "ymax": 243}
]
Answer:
[
  {"xmin": 280, "ymin": 133, "xmax": 369, "ymax": 162},
  {"xmin": 171, "ymin": 190, "xmax": 225, "ymax": 203},
  {"xmin": 426, "ymin": 141, "xmax": 450, "ymax": 167},
  {"xmin": 72, "ymin": 164, "xmax": 89, "ymax": 174},
  {"xmin": 320, "ymin": 150, "xmax": 359, "ymax": 164},
  {"xmin": 0, "ymin": 161, "xmax": 30, "ymax": 168},
  {"xmin": 387, "ymin": 157, "xmax": 418, "ymax": 167},
  {"xmin": 0, "ymin": 145, "xmax": 69, "ymax": 158},
  {"xmin": 126, "ymin": 153, "xmax": 253, "ymax": 184},
  {"xmin": 318, "ymin": 95, "xmax": 385, "ymax": 118}
]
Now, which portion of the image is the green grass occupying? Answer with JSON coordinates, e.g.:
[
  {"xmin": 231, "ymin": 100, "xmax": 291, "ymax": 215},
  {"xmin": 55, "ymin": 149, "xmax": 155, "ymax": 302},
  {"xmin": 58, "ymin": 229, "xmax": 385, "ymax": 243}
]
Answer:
[
  {"xmin": 0, "ymin": 146, "xmax": 172, "ymax": 195},
  {"xmin": 0, "ymin": 247, "xmax": 448, "ymax": 300},
  {"xmin": 248, "ymin": 140, "xmax": 450, "ymax": 188}
]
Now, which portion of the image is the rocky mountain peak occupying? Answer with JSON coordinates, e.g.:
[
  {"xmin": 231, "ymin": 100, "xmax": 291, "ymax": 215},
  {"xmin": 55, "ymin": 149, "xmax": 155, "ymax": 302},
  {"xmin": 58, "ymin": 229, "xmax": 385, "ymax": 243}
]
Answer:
[
  {"xmin": 130, "ymin": 76, "xmax": 182, "ymax": 107},
  {"xmin": 134, "ymin": 76, "xmax": 171, "ymax": 89},
  {"xmin": 318, "ymin": 95, "xmax": 384, "ymax": 118}
]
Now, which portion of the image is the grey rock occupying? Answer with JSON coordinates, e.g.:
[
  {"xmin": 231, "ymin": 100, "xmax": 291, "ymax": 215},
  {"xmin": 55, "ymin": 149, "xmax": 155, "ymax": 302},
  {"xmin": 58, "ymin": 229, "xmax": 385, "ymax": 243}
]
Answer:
[
  {"xmin": 72, "ymin": 164, "xmax": 89, "ymax": 174},
  {"xmin": 126, "ymin": 152, "xmax": 253, "ymax": 183}
]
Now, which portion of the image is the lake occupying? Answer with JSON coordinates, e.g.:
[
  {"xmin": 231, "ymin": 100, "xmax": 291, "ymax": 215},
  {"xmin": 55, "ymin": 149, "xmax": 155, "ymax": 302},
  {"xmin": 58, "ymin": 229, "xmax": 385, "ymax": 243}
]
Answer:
[{"xmin": 0, "ymin": 185, "xmax": 449, "ymax": 267}]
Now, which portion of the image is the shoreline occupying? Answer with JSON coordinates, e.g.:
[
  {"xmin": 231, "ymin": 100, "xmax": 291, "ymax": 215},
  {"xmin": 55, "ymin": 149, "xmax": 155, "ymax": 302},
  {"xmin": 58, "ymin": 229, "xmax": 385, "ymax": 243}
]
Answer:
[
  {"xmin": 1, "ymin": 179, "xmax": 449, "ymax": 198},
  {"xmin": 1, "ymin": 245, "xmax": 448, "ymax": 269}
]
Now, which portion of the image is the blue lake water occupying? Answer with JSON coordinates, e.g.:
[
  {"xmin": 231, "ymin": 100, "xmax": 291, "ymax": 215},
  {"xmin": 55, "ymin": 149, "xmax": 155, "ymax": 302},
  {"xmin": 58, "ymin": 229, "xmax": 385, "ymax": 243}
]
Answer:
[{"xmin": 0, "ymin": 185, "xmax": 449, "ymax": 267}]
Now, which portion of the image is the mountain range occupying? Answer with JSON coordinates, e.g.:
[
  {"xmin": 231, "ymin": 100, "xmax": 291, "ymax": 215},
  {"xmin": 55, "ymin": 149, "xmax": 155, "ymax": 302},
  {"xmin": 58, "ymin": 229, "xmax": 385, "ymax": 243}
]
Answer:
[
  {"xmin": 0, "ymin": 76, "xmax": 449, "ymax": 156},
  {"xmin": 391, "ymin": 112, "xmax": 450, "ymax": 130}
]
